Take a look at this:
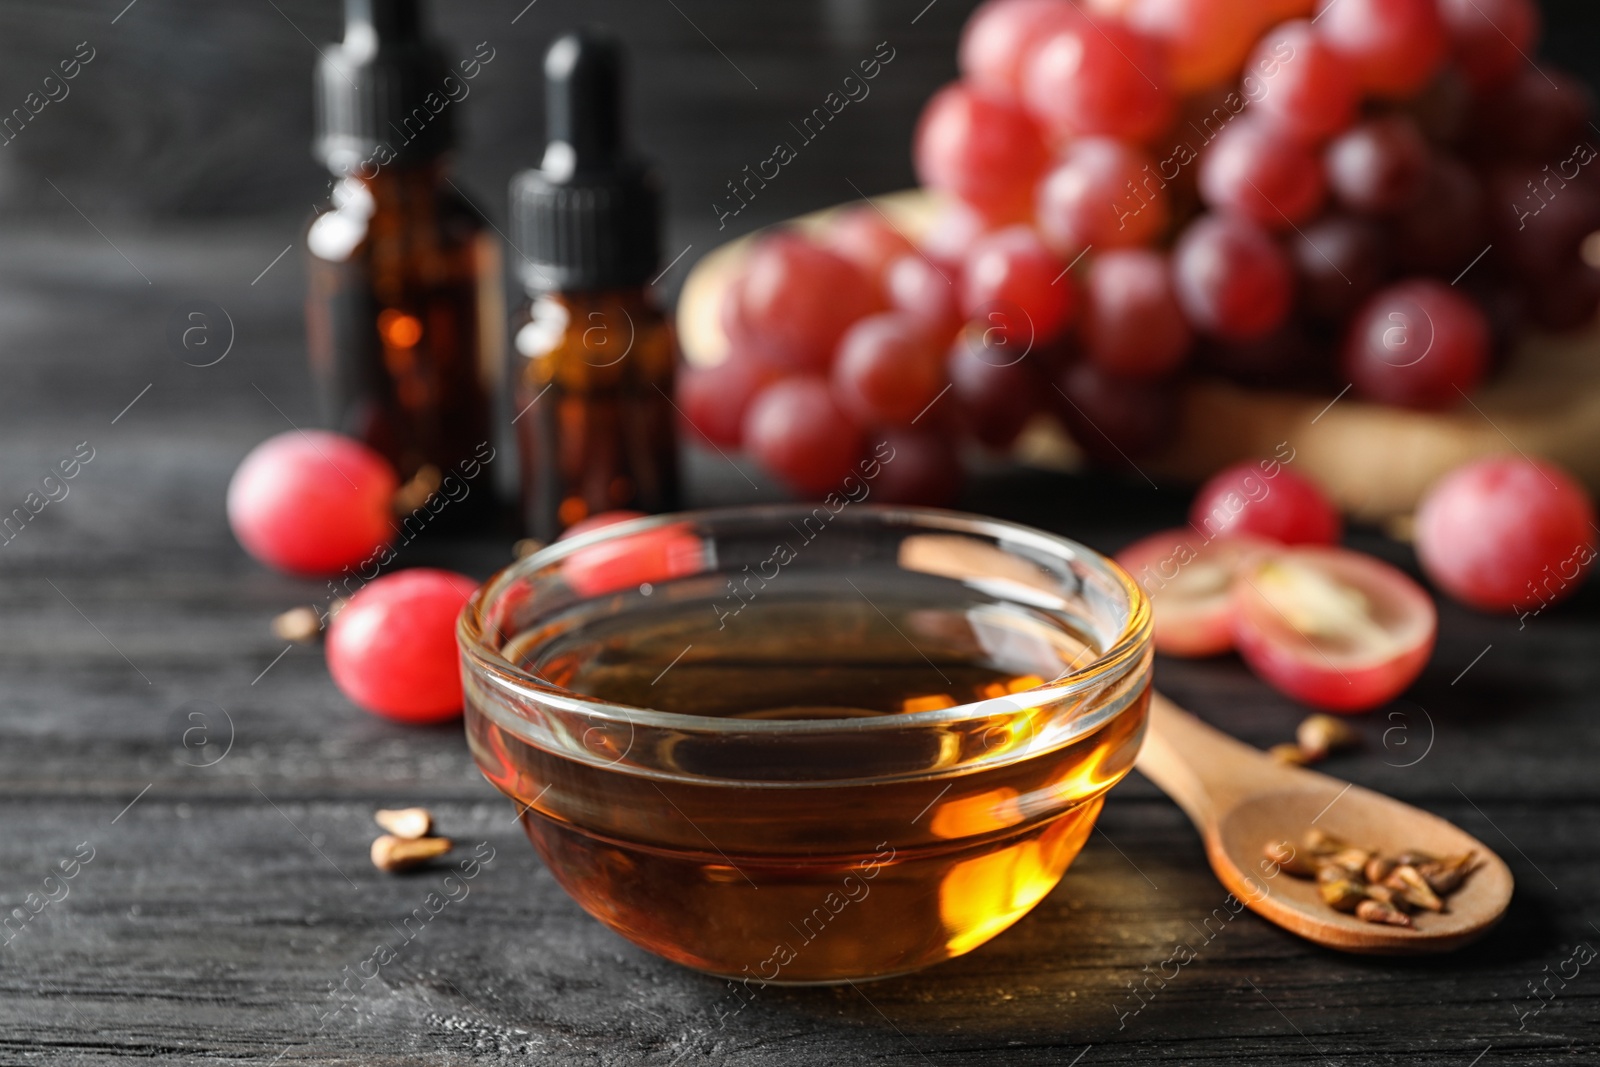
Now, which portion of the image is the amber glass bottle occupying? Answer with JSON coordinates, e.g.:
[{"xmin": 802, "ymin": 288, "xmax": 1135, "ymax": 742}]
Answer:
[
  {"xmin": 510, "ymin": 29, "xmax": 679, "ymax": 540},
  {"xmin": 306, "ymin": 0, "xmax": 503, "ymax": 509}
]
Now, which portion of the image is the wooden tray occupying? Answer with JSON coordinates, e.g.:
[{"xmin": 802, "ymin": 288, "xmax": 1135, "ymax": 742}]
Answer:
[{"xmin": 677, "ymin": 190, "xmax": 1600, "ymax": 521}]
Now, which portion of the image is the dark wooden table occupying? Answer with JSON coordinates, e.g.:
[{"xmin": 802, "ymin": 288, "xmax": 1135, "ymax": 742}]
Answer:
[
  {"xmin": 4, "ymin": 2, "xmax": 1600, "ymax": 1063},
  {"xmin": 3, "ymin": 223, "xmax": 1597, "ymax": 1066}
]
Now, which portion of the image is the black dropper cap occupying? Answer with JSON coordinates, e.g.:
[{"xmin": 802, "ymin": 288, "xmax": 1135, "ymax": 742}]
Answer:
[
  {"xmin": 314, "ymin": 0, "xmax": 454, "ymax": 175},
  {"xmin": 511, "ymin": 28, "xmax": 662, "ymax": 292}
]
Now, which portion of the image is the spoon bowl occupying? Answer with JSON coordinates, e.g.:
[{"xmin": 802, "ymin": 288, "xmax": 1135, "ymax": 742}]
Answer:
[{"xmin": 1139, "ymin": 693, "xmax": 1514, "ymax": 954}]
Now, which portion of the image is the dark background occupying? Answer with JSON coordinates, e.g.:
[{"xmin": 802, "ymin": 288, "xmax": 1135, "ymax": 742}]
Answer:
[{"xmin": 2, "ymin": 2, "xmax": 1599, "ymax": 1064}]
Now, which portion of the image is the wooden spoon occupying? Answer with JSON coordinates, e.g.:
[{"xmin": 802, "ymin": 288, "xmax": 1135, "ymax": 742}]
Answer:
[{"xmin": 1135, "ymin": 692, "xmax": 1514, "ymax": 954}]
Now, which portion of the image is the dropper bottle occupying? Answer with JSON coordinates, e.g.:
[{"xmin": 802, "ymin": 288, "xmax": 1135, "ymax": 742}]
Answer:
[
  {"xmin": 306, "ymin": 0, "xmax": 504, "ymax": 512},
  {"xmin": 509, "ymin": 28, "xmax": 680, "ymax": 540}
]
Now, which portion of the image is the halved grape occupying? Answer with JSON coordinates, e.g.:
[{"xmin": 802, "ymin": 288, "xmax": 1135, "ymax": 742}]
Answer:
[
  {"xmin": 1231, "ymin": 546, "xmax": 1436, "ymax": 711},
  {"xmin": 1116, "ymin": 529, "xmax": 1274, "ymax": 656}
]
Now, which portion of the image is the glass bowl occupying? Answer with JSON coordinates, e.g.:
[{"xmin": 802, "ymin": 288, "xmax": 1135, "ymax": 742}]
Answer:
[{"xmin": 458, "ymin": 504, "xmax": 1152, "ymax": 983}]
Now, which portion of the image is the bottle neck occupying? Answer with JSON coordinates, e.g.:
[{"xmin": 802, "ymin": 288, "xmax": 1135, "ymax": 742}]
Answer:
[
  {"xmin": 333, "ymin": 158, "xmax": 448, "ymax": 207},
  {"xmin": 520, "ymin": 283, "xmax": 656, "ymax": 311}
]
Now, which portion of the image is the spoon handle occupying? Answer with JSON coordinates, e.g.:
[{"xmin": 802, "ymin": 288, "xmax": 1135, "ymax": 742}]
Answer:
[{"xmin": 1135, "ymin": 692, "xmax": 1307, "ymax": 833}]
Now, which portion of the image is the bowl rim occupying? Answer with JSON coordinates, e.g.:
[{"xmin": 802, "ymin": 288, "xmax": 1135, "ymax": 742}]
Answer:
[{"xmin": 457, "ymin": 504, "xmax": 1152, "ymax": 736}]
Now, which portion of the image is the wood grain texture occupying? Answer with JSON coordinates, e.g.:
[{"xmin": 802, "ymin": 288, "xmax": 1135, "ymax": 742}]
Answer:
[{"xmin": 0, "ymin": 1, "xmax": 1598, "ymax": 1061}]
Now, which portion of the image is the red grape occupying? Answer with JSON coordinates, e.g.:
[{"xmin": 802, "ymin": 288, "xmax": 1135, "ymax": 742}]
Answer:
[
  {"xmin": 723, "ymin": 232, "xmax": 881, "ymax": 373},
  {"xmin": 919, "ymin": 199, "xmax": 991, "ymax": 277},
  {"xmin": 915, "ymin": 82, "xmax": 1049, "ymax": 222},
  {"xmin": 1197, "ymin": 117, "xmax": 1327, "ymax": 229},
  {"xmin": 1415, "ymin": 455, "xmax": 1597, "ymax": 613},
  {"xmin": 1171, "ymin": 214, "xmax": 1294, "ymax": 340},
  {"xmin": 948, "ymin": 326, "xmax": 1044, "ymax": 449},
  {"xmin": 1325, "ymin": 116, "xmax": 1431, "ymax": 215},
  {"xmin": 227, "ymin": 430, "xmax": 397, "ymax": 577},
  {"xmin": 1392, "ymin": 157, "xmax": 1487, "ymax": 275},
  {"xmin": 1341, "ymin": 278, "xmax": 1489, "ymax": 408},
  {"xmin": 1248, "ymin": 20, "xmax": 1357, "ymax": 142},
  {"xmin": 1291, "ymin": 215, "xmax": 1389, "ymax": 322},
  {"xmin": 1055, "ymin": 361, "xmax": 1178, "ymax": 467},
  {"xmin": 560, "ymin": 518, "xmax": 707, "ymax": 598},
  {"xmin": 961, "ymin": 225, "xmax": 1076, "ymax": 347},
  {"xmin": 820, "ymin": 206, "xmax": 916, "ymax": 281},
  {"xmin": 1022, "ymin": 17, "xmax": 1174, "ymax": 143},
  {"xmin": 868, "ymin": 429, "xmax": 964, "ymax": 506},
  {"xmin": 1231, "ymin": 546, "xmax": 1436, "ymax": 711},
  {"xmin": 1468, "ymin": 69, "xmax": 1594, "ymax": 163},
  {"xmin": 1190, "ymin": 461, "xmax": 1342, "ymax": 545},
  {"xmin": 326, "ymin": 568, "xmax": 479, "ymax": 723},
  {"xmin": 1127, "ymin": 0, "xmax": 1263, "ymax": 93},
  {"xmin": 1116, "ymin": 529, "xmax": 1274, "ymax": 656},
  {"xmin": 832, "ymin": 313, "xmax": 947, "ymax": 426},
  {"xmin": 1438, "ymin": 0, "xmax": 1540, "ymax": 91},
  {"xmin": 1083, "ymin": 248, "xmax": 1192, "ymax": 378},
  {"xmin": 1314, "ymin": 0, "xmax": 1446, "ymax": 99},
  {"xmin": 677, "ymin": 354, "xmax": 780, "ymax": 448},
  {"xmin": 558, "ymin": 510, "xmax": 648, "ymax": 540},
  {"xmin": 1486, "ymin": 164, "xmax": 1600, "ymax": 279},
  {"xmin": 743, "ymin": 378, "xmax": 866, "ymax": 496},
  {"xmin": 884, "ymin": 253, "xmax": 962, "ymax": 341},
  {"xmin": 1035, "ymin": 137, "xmax": 1168, "ymax": 254},
  {"xmin": 960, "ymin": 0, "xmax": 1086, "ymax": 100}
]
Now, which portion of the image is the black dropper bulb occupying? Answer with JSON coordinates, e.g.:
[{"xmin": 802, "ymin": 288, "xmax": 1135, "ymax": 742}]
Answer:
[
  {"xmin": 313, "ymin": 0, "xmax": 452, "ymax": 175},
  {"xmin": 512, "ymin": 28, "xmax": 661, "ymax": 292},
  {"xmin": 542, "ymin": 30, "xmax": 623, "ymax": 176},
  {"xmin": 348, "ymin": 0, "xmax": 422, "ymax": 43}
]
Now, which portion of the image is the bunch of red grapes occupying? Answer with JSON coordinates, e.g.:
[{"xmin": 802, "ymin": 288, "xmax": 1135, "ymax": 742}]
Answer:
[{"xmin": 682, "ymin": 0, "xmax": 1598, "ymax": 502}]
